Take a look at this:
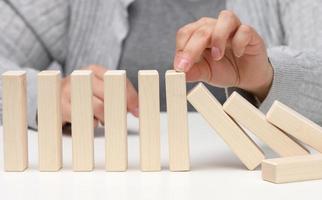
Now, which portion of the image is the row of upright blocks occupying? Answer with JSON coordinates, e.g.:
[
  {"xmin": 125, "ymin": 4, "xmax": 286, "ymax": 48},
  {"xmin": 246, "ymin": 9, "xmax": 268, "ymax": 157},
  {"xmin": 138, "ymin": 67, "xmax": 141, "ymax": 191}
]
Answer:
[{"xmin": 2, "ymin": 69, "xmax": 322, "ymax": 184}]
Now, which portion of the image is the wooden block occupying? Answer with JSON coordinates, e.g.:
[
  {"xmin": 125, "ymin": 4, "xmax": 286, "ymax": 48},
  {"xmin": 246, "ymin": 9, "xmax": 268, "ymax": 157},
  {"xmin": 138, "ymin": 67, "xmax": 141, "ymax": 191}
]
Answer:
[
  {"xmin": 187, "ymin": 83, "xmax": 265, "ymax": 170},
  {"xmin": 267, "ymin": 101, "xmax": 322, "ymax": 153},
  {"xmin": 104, "ymin": 70, "xmax": 128, "ymax": 171},
  {"xmin": 71, "ymin": 70, "xmax": 94, "ymax": 171},
  {"xmin": 223, "ymin": 92, "xmax": 309, "ymax": 157},
  {"xmin": 262, "ymin": 154, "xmax": 322, "ymax": 183},
  {"xmin": 2, "ymin": 71, "xmax": 28, "ymax": 171},
  {"xmin": 37, "ymin": 71, "xmax": 62, "ymax": 171},
  {"xmin": 138, "ymin": 70, "xmax": 161, "ymax": 171},
  {"xmin": 165, "ymin": 70, "xmax": 190, "ymax": 171}
]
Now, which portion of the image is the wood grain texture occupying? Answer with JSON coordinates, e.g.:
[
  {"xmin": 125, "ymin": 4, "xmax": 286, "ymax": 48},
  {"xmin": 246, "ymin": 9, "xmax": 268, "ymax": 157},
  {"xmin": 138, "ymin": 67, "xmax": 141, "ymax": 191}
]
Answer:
[
  {"xmin": 38, "ymin": 71, "xmax": 62, "ymax": 171},
  {"xmin": 165, "ymin": 70, "xmax": 190, "ymax": 171},
  {"xmin": 71, "ymin": 70, "xmax": 94, "ymax": 171},
  {"xmin": 104, "ymin": 70, "xmax": 128, "ymax": 171},
  {"xmin": 187, "ymin": 83, "xmax": 265, "ymax": 170},
  {"xmin": 267, "ymin": 101, "xmax": 322, "ymax": 153},
  {"xmin": 2, "ymin": 71, "xmax": 28, "ymax": 171},
  {"xmin": 223, "ymin": 92, "xmax": 309, "ymax": 157},
  {"xmin": 138, "ymin": 70, "xmax": 161, "ymax": 171},
  {"xmin": 262, "ymin": 154, "xmax": 322, "ymax": 183}
]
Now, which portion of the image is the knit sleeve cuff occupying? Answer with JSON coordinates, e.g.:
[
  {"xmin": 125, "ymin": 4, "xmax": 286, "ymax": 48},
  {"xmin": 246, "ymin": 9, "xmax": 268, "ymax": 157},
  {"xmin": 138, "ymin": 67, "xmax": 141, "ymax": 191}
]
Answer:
[{"xmin": 259, "ymin": 47, "xmax": 305, "ymax": 113}]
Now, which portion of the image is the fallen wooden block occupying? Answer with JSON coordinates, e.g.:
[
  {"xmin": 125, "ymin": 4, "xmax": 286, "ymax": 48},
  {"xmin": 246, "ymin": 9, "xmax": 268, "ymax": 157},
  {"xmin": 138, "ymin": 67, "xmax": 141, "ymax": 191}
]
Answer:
[
  {"xmin": 2, "ymin": 71, "xmax": 28, "ymax": 171},
  {"xmin": 138, "ymin": 70, "xmax": 161, "ymax": 171},
  {"xmin": 223, "ymin": 92, "xmax": 309, "ymax": 157},
  {"xmin": 104, "ymin": 70, "xmax": 128, "ymax": 171},
  {"xmin": 262, "ymin": 154, "xmax": 322, "ymax": 183},
  {"xmin": 267, "ymin": 101, "xmax": 322, "ymax": 153},
  {"xmin": 187, "ymin": 83, "xmax": 265, "ymax": 170},
  {"xmin": 71, "ymin": 70, "xmax": 94, "ymax": 171},
  {"xmin": 165, "ymin": 70, "xmax": 190, "ymax": 171},
  {"xmin": 37, "ymin": 71, "xmax": 62, "ymax": 171}
]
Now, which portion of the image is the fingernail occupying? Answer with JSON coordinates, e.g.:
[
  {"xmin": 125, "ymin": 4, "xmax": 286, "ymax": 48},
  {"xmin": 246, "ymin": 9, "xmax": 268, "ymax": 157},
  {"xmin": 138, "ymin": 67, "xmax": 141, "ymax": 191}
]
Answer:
[
  {"xmin": 176, "ymin": 58, "xmax": 190, "ymax": 72},
  {"xmin": 211, "ymin": 47, "xmax": 221, "ymax": 60},
  {"xmin": 132, "ymin": 108, "xmax": 139, "ymax": 117}
]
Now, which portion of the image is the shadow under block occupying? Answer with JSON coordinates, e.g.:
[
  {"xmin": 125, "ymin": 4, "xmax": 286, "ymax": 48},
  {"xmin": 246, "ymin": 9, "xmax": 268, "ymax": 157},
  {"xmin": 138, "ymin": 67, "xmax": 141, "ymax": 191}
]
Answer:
[
  {"xmin": 187, "ymin": 83, "xmax": 265, "ymax": 170},
  {"xmin": 262, "ymin": 154, "xmax": 322, "ymax": 183},
  {"xmin": 37, "ymin": 71, "xmax": 62, "ymax": 171},
  {"xmin": 138, "ymin": 70, "xmax": 161, "ymax": 171},
  {"xmin": 104, "ymin": 70, "xmax": 128, "ymax": 171},
  {"xmin": 267, "ymin": 101, "xmax": 322, "ymax": 153},
  {"xmin": 2, "ymin": 71, "xmax": 28, "ymax": 171},
  {"xmin": 165, "ymin": 70, "xmax": 190, "ymax": 171},
  {"xmin": 223, "ymin": 92, "xmax": 309, "ymax": 157},
  {"xmin": 71, "ymin": 70, "xmax": 94, "ymax": 171}
]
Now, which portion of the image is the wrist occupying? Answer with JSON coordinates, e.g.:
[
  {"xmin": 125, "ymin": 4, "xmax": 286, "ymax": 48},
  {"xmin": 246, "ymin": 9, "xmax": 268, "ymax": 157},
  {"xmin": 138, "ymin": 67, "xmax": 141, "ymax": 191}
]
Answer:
[{"xmin": 252, "ymin": 61, "xmax": 274, "ymax": 102}]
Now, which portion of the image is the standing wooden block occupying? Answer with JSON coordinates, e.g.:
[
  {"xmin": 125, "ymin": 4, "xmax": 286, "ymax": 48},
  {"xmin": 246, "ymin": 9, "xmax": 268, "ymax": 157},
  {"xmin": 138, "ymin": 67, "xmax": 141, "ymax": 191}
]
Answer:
[
  {"xmin": 187, "ymin": 83, "xmax": 265, "ymax": 170},
  {"xmin": 267, "ymin": 101, "xmax": 322, "ymax": 153},
  {"xmin": 38, "ymin": 71, "xmax": 62, "ymax": 171},
  {"xmin": 165, "ymin": 70, "xmax": 190, "ymax": 171},
  {"xmin": 71, "ymin": 70, "xmax": 94, "ymax": 171},
  {"xmin": 223, "ymin": 92, "xmax": 309, "ymax": 157},
  {"xmin": 104, "ymin": 70, "xmax": 128, "ymax": 171},
  {"xmin": 262, "ymin": 154, "xmax": 322, "ymax": 183},
  {"xmin": 2, "ymin": 71, "xmax": 28, "ymax": 171},
  {"xmin": 138, "ymin": 70, "xmax": 161, "ymax": 171}
]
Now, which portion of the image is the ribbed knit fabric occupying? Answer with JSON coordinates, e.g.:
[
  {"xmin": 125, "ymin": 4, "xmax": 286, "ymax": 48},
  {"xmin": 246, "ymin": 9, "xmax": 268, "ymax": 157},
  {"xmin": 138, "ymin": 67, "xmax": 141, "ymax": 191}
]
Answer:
[
  {"xmin": 227, "ymin": 0, "xmax": 322, "ymax": 125},
  {"xmin": 0, "ymin": 0, "xmax": 132, "ymax": 129}
]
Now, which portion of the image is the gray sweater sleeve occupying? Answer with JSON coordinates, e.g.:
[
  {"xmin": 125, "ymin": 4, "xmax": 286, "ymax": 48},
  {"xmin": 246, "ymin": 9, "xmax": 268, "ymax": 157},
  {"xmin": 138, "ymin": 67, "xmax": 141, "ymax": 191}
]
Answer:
[
  {"xmin": 0, "ymin": 57, "xmax": 39, "ymax": 129},
  {"xmin": 259, "ymin": 0, "xmax": 322, "ymax": 125},
  {"xmin": 227, "ymin": 0, "xmax": 322, "ymax": 125},
  {"xmin": 260, "ymin": 48, "xmax": 322, "ymax": 125}
]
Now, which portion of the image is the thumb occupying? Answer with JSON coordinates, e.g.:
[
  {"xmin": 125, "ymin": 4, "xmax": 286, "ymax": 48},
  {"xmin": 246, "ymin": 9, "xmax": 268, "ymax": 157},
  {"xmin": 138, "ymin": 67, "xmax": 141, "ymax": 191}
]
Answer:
[{"xmin": 185, "ymin": 58, "xmax": 212, "ymax": 83}]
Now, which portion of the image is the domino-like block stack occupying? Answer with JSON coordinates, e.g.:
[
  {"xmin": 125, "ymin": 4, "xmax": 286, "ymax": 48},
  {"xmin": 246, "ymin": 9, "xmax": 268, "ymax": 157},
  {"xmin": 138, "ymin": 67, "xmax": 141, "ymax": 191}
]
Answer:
[{"xmin": 2, "ymin": 70, "xmax": 322, "ymax": 184}]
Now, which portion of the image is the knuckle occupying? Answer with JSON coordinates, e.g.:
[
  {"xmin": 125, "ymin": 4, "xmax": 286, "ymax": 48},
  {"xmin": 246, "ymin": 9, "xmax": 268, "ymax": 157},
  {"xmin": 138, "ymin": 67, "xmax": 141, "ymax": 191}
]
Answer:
[
  {"xmin": 220, "ymin": 10, "xmax": 236, "ymax": 20},
  {"xmin": 195, "ymin": 28, "xmax": 211, "ymax": 39},
  {"xmin": 239, "ymin": 24, "xmax": 253, "ymax": 34},
  {"xmin": 176, "ymin": 26, "xmax": 190, "ymax": 38},
  {"xmin": 198, "ymin": 17, "xmax": 212, "ymax": 24}
]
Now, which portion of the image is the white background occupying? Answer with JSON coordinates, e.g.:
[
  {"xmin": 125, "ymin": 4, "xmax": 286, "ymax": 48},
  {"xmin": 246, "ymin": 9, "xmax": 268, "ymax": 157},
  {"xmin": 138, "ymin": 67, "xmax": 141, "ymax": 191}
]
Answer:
[{"xmin": 0, "ymin": 113, "xmax": 321, "ymax": 200}]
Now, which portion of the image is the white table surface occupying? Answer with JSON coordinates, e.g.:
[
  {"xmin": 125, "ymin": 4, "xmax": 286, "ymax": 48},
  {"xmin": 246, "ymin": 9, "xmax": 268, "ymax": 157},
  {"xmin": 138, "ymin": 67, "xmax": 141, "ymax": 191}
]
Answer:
[{"xmin": 0, "ymin": 113, "xmax": 321, "ymax": 200}]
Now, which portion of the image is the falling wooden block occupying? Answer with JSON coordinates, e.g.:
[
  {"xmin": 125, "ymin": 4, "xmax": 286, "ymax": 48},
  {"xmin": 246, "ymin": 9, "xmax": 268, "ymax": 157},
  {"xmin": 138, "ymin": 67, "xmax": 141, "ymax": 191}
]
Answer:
[
  {"xmin": 71, "ymin": 70, "xmax": 94, "ymax": 171},
  {"xmin": 104, "ymin": 70, "xmax": 128, "ymax": 171},
  {"xmin": 138, "ymin": 70, "xmax": 161, "ymax": 171},
  {"xmin": 223, "ymin": 92, "xmax": 309, "ymax": 157},
  {"xmin": 165, "ymin": 70, "xmax": 190, "ymax": 171},
  {"xmin": 37, "ymin": 71, "xmax": 62, "ymax": 171},
  {"xmin": 187, "ymin": 83, "xmax": 265, "ymax": 170},
  {"xmin": 262, "ymin": 154, "xmax": 322, "ymax": 183},
  {"xmin": 267, "ymin": 101, "xmax": 322, "ymax": 153},
  {"xmin": 2, "ymin": 71, "xmax": 28, "ymax": 171}
]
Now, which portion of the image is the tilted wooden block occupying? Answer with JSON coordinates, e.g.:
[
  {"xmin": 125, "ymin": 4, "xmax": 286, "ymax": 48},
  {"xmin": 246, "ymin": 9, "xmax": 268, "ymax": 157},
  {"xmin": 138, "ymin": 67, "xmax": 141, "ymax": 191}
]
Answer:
[
  {"xmin": 2, "ymin": 71, "xmax": 28, "ymax": 171},
  {"xmin": 223, "ymin": 92, "xmax": 309, "ymax": 157},
  {"xmin": 38, "ymin": 71, "xmax": 62, "ymax": 171},
  {"xmin": 138, "ymin": 70, "xmax": 161, "ymax": 171},
  {"xmin": 165, "ymin": 70, "xmax": 190, "ymax": 171},
  {"xmin": 187, "ymin": 83, "xmax": 265, "ymax": 170},
  {"xmin": 267, "ymin": 101, "xmax": 322, "ymax": 153},
  {"xmin": 104, "ymin": 70, "xmax": 128, "ymax": 171},
  {"xmin": 262, "ymin": 154, "xmax": 322, "ymax": 183},
  {"xmin": 71, "ymin": 70, "xmax": 94, "ymax": 171}
]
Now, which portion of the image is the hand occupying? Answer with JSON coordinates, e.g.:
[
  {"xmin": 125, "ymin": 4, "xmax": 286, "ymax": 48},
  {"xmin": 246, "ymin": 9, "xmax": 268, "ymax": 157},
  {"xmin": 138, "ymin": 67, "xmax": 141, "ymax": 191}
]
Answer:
[
  {"xmin": 173, "ymin": 10, "xmax": 273, "ymax": 101},
  {"xmin": 61, "ymin": 65, "xmax": 139, "ymax": 127}
]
